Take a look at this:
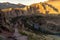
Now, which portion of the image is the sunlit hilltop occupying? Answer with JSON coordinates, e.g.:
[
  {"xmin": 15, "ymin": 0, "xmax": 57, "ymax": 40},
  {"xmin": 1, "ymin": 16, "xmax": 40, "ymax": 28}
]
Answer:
[
  {"xmin": 28, "ymin": 0, "xmax": 60, "ymax": 14},
  {"xmin": 1, "ymin": 0, "xmax": 60, "ymax": 14}
]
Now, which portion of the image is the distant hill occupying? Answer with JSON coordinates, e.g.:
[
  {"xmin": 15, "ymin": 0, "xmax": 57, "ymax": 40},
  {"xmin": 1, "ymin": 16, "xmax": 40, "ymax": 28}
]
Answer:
[{"xmin": 0, "ymin": 2, "xmax": 26, "ymax": 9}]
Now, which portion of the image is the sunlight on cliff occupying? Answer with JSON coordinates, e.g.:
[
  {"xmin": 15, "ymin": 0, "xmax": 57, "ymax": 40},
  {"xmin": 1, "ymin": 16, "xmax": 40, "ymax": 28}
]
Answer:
[{"xmin": 30, "ymin": 0, "xmax": 60, "ymax": 14}]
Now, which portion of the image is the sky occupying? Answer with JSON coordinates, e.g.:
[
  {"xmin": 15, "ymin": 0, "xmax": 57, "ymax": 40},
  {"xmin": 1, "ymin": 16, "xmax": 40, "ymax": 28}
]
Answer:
[{"xmin": 0, "ymin": 0, "xmax": 48, "ymax": 5}]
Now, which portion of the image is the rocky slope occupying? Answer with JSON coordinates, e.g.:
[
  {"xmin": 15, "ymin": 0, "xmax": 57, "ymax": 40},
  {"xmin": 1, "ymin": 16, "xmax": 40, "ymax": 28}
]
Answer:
[
  {"xmin": 1, "ymin": 1, "xmax": 60, "ymax": 14},
  {"xmin": 0, "ymin": 1, "xmax": 60, "ymax": 40},
  {"xmin": 0, "ymin": 8, "xmax": 60, "ymax": 40},
  {"xmin": 28, "ymin": 1, "xmax": 60, "ymax": 14}
]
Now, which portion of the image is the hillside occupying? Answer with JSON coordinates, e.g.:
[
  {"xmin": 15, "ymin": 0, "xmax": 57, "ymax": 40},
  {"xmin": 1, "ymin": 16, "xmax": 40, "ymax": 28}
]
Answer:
[
  {"xmin": 0, "ymin": 1, "xmax": 60, "ymax": 40},
  {"xmin": 28, "ymin": 1, "xmax": 60, "ymax": 14},
  {"xmin": 1, "ymin": 1, "xmax": 60, "ymax": 14}
]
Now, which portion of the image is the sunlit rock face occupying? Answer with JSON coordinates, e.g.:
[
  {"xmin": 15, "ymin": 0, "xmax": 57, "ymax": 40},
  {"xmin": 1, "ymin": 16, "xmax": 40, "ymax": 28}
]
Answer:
[
  {"xmin": 1, "ymin": 1, "xmax": 60, "ymax": 15},
  {"xmin": 28, "ymin": 1, "xmax": 60, "ymax": 14}
]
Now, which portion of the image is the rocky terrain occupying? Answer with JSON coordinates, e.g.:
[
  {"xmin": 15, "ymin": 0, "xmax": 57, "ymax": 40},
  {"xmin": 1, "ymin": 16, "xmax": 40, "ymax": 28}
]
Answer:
[{"xmin": 0, "ymin": 1, "xmax": 60, "ymax": 40}]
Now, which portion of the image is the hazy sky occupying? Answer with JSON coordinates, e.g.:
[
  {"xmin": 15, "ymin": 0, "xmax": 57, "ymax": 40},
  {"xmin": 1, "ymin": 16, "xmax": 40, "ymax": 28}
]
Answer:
[{"xmin": 0, "ymin": 0, "xmax": 48, "ymax": 5}]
